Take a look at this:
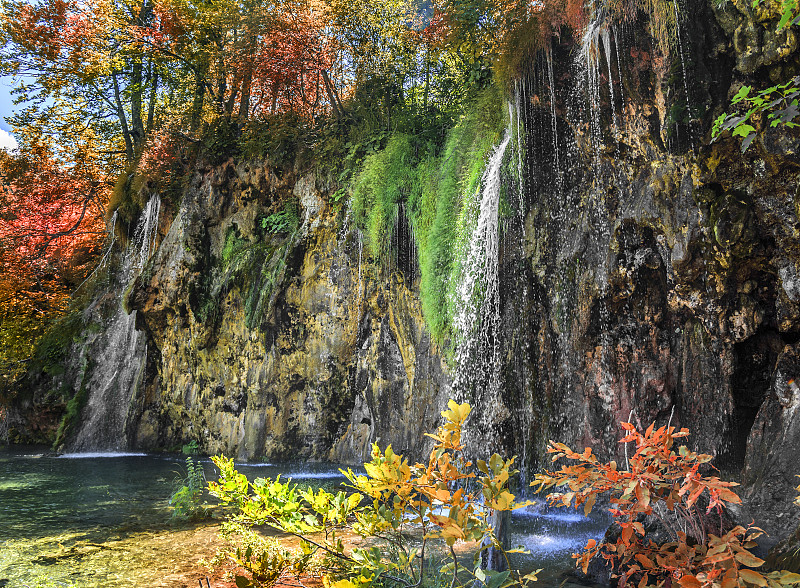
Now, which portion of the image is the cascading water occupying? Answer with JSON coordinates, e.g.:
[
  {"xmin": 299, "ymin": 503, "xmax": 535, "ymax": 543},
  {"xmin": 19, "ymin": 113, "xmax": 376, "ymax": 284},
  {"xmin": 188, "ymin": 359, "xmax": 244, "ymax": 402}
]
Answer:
[
  {"xmin": 453, "ymin": 125, "xmax": 512, "ymax": 457},
  {"xmin": 132, "ymin": 194, "xmax": 161, "ymax": 271},
  {"xmin": 66, "ymin": 195, "xmax": 161, "ymax": 452}
]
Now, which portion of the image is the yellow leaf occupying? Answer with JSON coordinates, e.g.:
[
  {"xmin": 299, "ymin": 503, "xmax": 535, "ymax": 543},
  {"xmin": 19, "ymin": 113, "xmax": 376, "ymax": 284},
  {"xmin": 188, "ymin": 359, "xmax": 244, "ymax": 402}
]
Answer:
[
  {"xmin": 779, "ymin": 572, "xmax": 800, "ymax": 584},
  {"xmin": 735, "ymin": 551, "xmax": 765, "ymax": 568},
  {"xmin": 584, "ymin": 493, "xmax": 596, "ymax": 516},
  {"xmin": 491, "ymin": 491, "xmax": 515, "ymax": 510},
  {"xmin": 739, "ymin": 570, "xmax": 768, "ymax": 586}
]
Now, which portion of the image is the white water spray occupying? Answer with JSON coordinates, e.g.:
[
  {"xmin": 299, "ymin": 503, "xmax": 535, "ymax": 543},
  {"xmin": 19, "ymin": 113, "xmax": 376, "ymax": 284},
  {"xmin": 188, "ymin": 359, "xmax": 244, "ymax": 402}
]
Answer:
[
  {"xmin": 453, "ymin": 127, "xmax": 512, "ymax": 452},
  {"xmin": 67, "ymin": 196, "xmax": 161, "ymax": 452},
  {"xmin": 132, "ymin": 195, "xmax": 161, "ymax": 271}
]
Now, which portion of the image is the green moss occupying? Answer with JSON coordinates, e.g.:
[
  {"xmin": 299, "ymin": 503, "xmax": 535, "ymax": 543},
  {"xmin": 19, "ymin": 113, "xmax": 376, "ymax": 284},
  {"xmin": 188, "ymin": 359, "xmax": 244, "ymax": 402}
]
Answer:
[
  {"xmin": 107, "ymin": 166, "xmax": 148, "ymax": 232},
  {"xmin": 351, "ymin": 133, "xmax": 416, "ymax": 263},
  {"xmin": 52, "ymin": 373, "xmax": 89, "ymax": 450},
  {"xmin": 30, "ymin": 312, "xmax": 84, "ymax": 377},
  {"xmin": 197, "ymin": 220, "xmax": 296, "ymax": 332},
  {"xmin": 348, "ymin": 85, "xmax": 506, "ymax": 343},
  {"xmin": 221, "ymin": 225, "xmax": 250, "ymax": 266},
  {"xmin": 243, "ymin": 242, "xmax": 290, "ymax": 330}
]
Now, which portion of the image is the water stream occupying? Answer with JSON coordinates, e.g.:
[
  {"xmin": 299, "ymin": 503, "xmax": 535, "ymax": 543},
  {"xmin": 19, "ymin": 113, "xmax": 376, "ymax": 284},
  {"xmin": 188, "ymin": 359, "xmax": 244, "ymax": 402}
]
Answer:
[
  {"xmin": 453, "ymin": 128, "xmax": 512, "ymax": 456},
  {"xmin": 66, "ymin": 195, "xmax": 161, "ymax": 452}
]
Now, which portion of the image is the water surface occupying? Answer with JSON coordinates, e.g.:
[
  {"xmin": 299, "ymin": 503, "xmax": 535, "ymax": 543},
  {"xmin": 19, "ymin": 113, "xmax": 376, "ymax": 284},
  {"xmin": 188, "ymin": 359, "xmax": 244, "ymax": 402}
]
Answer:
[{"xmin": 0, "ymin": 448, "xmax": 607, "ymax": 587}]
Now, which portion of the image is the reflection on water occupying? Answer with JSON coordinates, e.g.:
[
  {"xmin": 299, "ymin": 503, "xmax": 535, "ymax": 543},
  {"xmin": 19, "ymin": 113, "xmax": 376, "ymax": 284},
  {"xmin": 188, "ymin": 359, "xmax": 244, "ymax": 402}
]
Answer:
[
  {"xmin": 58, "ymin": 452, "xmax": 149, "ymax": 458},
  {"xmin": 0, "ymin": 448, "xmax": 608, "ymax": 588}
]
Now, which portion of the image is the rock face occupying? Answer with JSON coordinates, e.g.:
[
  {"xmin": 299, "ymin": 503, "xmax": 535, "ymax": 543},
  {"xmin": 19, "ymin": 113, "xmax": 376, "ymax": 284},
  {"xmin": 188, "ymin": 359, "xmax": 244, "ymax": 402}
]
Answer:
[
  {"xmin": 124, "ymin": 162, "xmax": 449, "ymax": 461},
  {"xmin": 12, "ymin": 0, "xmax": 800, "ymax": 547}
]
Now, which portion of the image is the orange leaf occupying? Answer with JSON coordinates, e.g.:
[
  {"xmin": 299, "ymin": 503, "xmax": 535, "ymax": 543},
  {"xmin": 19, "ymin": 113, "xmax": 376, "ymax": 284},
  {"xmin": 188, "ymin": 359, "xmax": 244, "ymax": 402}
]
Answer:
[
  {"xmin": 621, "ymin": 525, "xmax": 634, "ymax": 545},
  {"xmin": 678, "ymin": 575, "xmax": 702, "ymax": 588},
  {"xmin": 734, "ymin": 551, "xmax": 765, "ymax": 568}
]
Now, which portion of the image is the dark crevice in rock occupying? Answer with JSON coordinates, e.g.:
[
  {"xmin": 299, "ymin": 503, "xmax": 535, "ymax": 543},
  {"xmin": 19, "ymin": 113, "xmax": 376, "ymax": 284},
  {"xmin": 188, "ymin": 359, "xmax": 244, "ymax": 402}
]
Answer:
[{"xmin": 718, "ymin": 328, "xmax": 784, "ymax": 473}]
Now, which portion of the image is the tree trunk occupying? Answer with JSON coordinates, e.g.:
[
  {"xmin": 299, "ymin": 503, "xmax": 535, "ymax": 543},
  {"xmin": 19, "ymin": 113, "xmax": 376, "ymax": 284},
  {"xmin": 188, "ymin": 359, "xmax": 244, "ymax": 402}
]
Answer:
[
  {"xmin": 480, "ymin": 509, "xmax": 510, "ymax": 572},
  {"xmin": 146, "ymin": 62, "xmax": 158, "ymax": 133},
  {"xmin": 130, "ymin": 57, "xmax": 145, "ymax": 152},
  {"xmin": 190, "ymin": 66, "xmax": 207, "ymax": 134},
  {"xmin": 112, "ymin": 72, "xmax": 134, "ymax": 161},
  {"xmin": 130, "ymin": 0, "xmax": 153, "ymax": 154},
  {"xmin": 239, "ymin": 66, "xmax": 252, "ymax": 120},
  {"xmin": 322, "ymin": 70, "xmax": 347, "ymax": 117}
]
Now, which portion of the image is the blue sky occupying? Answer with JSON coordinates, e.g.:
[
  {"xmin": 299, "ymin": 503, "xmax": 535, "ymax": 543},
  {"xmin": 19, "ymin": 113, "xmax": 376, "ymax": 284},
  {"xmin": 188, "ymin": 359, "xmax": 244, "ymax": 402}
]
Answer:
[
  {"xmin": 0, "ymin": 75, "xmax": 16, "ymax": 132},
  {"xmin": 1, "ymin": 75, "xmax": 24, "ymax": 151}
]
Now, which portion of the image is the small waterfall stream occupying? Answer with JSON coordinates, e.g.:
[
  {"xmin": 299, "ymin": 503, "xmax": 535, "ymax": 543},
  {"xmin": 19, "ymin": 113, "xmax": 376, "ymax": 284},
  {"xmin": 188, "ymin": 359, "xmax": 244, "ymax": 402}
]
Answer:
[
  {"xmin": 66, "ymin": 195, "xmax": 161, "ymax": 452},
  {"xmin": 453, "ymin": 125, "xmax": 512, "ymax": 457}
]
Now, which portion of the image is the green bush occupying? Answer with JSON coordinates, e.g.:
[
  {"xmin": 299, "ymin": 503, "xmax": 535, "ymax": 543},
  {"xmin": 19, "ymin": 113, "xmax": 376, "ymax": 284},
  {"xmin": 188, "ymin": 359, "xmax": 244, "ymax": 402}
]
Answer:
[
  {"xmin": 240, "ymin": 113, "xmax": 305, "ymax": 170},
  {"xmin": 182, "ymin": 440, "xmax": 200, "ymax": 455},
  {"xmin": 200, "ymin": 115, "xmax": 242, "ymax": 166},
  {"xmin": 260, "ymin": 200, "xmax": 300, "ymax": 235},
  {"xmin": 170, "ymin": 456, "xmax": 209, "ymax": 521}
]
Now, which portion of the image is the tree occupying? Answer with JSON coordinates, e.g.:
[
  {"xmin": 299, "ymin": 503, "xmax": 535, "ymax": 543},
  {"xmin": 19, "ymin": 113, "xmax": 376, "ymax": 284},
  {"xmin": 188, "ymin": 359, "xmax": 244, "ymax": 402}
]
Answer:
[
  {"xmin": 0, "ymin": 142, "xmax": 108, "ymax": 386},
  {"xmin": 1, "ymin": 0, "xmax": 165, "ymax": 162}
]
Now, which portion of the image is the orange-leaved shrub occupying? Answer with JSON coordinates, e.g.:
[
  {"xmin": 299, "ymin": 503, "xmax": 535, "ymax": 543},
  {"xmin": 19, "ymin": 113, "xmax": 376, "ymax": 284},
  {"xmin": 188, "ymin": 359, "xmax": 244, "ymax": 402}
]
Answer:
[{"xmin": 532, "ymin": 421, "xmax": 800, "ymax": 588}]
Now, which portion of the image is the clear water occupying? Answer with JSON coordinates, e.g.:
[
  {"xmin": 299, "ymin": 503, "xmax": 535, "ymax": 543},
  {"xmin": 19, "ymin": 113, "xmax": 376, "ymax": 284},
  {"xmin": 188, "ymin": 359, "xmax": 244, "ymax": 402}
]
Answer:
[{"xmin": 0, "ymin": 448, "xmax": 607, "ymax": 588}]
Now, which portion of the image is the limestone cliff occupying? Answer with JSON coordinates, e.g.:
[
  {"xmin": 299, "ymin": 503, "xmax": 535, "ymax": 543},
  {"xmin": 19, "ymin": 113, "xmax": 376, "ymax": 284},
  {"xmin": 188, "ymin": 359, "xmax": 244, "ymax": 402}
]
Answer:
[{"xmin": 125, "ymin": 162, "xmax": 449, "ymax": 462}]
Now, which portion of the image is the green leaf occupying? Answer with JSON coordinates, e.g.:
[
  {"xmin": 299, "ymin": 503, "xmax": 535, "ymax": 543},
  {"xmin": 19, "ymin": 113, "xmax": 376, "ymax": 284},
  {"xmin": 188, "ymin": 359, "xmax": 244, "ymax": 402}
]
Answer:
[
  {"xmin": 731, "ymin": 123, "xmax": 756, "ymax": 138},
  {"xmin": 732, "ymin": 86, "xmax": 753, "ymax": 104},
  {"xmin": 741, "ymin": 131, "xmax": 757, "ymax": 152},
  {"xmin": 485, "ymin": 570, "xmax": 511, "ymax": 588}
]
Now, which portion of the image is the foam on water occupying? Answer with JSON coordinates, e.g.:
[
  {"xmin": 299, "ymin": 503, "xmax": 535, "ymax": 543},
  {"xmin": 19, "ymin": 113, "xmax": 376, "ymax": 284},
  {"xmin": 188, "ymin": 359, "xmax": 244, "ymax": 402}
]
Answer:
[
  {"xmin": 513, "ymin": 510, "xmax": 588, "ymax": 524},
  {"xmin": 57, "ymin": 452, "xmax": 149, "ymax": 459},
  {"xmin": 516, "ymin": 532, "xmax": 599, "ymax": 556},
  {"xmin": 282, "ymin": 471, "xmax": 347, "ymax": 479}
]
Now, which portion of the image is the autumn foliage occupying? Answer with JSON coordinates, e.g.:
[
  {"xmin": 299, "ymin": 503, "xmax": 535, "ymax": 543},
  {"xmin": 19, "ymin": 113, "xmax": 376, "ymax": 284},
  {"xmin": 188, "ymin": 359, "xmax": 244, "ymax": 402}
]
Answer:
[
  {"xmin": 0, "ymin": 0, "xmax": 690, "ymax": 385},
  {"xmin": 533, "ymin": 422, "xmax": 800, "ymax": 588},
  {"xmin": 0, "ymin": 144, "xmax": 108, "ymax": 384},
  {"xmin": 210, "ymin": 401, "xmax": 537, "ymax": 588}
]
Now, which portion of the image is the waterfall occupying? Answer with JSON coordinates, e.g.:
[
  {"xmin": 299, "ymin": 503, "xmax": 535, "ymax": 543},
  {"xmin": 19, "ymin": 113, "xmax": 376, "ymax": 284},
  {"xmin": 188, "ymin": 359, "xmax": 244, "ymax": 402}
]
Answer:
[
  {"xmin": 546, "ymin": 48, "xmax": 562, "ymax": 195},
  {"xmin": 601, "ymin": 27, "xmax": 619, "ymax": 142},
  {"xmin": 132, "ymin": 195, "xmax": 161, "ymax": 271},
  {"xmin": 672, "ymin": 0, "xmax": 695, "ymax": 151},
  {"xmin": 580, "ymin": 16, "xmax": 605, "ymax": 165},
  {"xmin": 66, "ymin": 195, "xmax": 161, "ymax": 451},
  {"xmin": 453, "ymin": 125, "xmax": 512, "ymax": 456}
]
